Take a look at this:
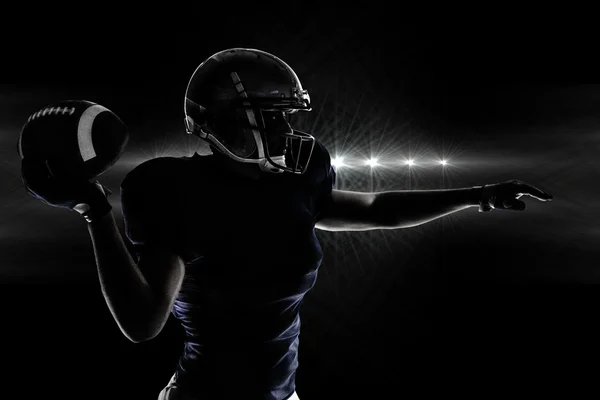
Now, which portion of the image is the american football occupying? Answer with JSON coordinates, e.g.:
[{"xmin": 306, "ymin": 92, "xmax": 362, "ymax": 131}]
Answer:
[{"xmin": 17, "ymin": 100, "xmax": 128, "ymax": 180}]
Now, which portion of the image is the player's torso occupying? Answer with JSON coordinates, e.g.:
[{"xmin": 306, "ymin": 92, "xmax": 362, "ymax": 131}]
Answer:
[
  {"xmin": 172, "ymin": 153, "xmax": 324, "ymax": 283},
  {"xmin": 163, "ymin": 153, "xmax": 325, "ymax": 397},
  {"xmin": 162, "ymin": 152, "xmax": 328, "ymax": 333}
]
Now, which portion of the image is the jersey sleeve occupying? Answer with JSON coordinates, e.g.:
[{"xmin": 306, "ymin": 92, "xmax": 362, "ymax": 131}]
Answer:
[
  {"xmin": 120, "ymin": 158, "xmax": 181, "ymax": 259},
  {"xmin": 312, "ymin": 141, "xmax": 337, "ymax": 223}
]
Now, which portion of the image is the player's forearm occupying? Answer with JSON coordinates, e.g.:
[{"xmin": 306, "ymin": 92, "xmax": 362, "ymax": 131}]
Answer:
[
  {"xmin": 373, "ymin": 186, "xmax": 483, "ymax": 229},
  {"xmin": 87, "ymin": 211, "xmax": 154, "ymax": 342}
]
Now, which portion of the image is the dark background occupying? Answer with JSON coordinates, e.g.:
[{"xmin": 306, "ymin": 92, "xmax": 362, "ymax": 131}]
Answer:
[{"xmin": 2, "ymin": 10, "xmax": 600, "ymax": 398}]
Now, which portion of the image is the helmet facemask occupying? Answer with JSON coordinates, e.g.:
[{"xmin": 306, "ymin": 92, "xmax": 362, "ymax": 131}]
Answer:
[{"xmin": 257, "ymin": 110, "xmax": 315, "ymax": 174}]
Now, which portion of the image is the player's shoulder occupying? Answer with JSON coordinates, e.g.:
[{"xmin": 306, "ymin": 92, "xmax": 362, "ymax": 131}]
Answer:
[
  {"xmin": 302, "ymin": 139, "xmax": 333, "ymax": 184},
  {"xmin": 312, "ymin": 139, "xmax": 332, "ymax": 164},
  {"xmin": 121, "ymin": 155, "xmax": 193, "ymax": 191}
]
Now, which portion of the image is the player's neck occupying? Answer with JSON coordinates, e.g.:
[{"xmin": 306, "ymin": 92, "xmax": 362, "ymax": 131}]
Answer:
[{"xmin": 210, "ymin": 150, "xmax": 263, "ymax": 180}]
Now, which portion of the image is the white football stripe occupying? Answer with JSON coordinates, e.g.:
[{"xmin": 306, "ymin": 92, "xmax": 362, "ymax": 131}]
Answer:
[
  {"xmin": 77, "ymin": 104, "xmax": 108, "ymax": 161},
  {"xmin": 17, "ymin": 132, "xmax": 23, "ymax": 159}
]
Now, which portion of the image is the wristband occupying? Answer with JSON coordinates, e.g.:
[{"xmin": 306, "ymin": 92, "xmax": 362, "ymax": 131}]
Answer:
[
  {"xmin": 468, "ymin": 185, "xmax": 485, "ymax": 206},
  {"xmin": 73, "ymin": 201, "xmax": 113, "ymax": 223}
]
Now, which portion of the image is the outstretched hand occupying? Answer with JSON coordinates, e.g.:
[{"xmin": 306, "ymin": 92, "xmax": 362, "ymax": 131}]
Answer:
[{"xmin": 478, "ymin": 180, "xmax": 553, "ymax": 212}]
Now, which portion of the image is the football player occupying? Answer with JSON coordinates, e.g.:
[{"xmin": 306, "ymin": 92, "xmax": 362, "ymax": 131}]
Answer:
[{"xmin": 22, "ymin": 48, "xmax": 553, "ymax": 400}]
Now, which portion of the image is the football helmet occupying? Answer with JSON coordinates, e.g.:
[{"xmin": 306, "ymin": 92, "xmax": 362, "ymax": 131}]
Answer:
[{"xmin": 184, "ymin": 48, "xmax": 315, "ymax": 174}]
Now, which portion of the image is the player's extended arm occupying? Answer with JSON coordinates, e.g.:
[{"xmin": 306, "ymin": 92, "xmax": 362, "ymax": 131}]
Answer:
[
  {"xmin": 315, "ymin": 180, "xmax": 553, "ymax": 232},
  {"xmin": 87, "ymin": 211, "xmax": 184, "ymax": 343},
  {"xmin": 21, "ymin": 157, "xmax": 182, "ymax": 343},
  {"xmin": 373, "ymin": 186, "xmax": 482, "ymax": 229}
]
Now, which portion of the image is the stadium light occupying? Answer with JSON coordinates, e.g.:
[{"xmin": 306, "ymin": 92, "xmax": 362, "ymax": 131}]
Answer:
[
  {"xmin": 332, "ymin": 157, "xmax": 345, "ymax": 168},
  {"xmin": 366, "ymin": 158, "xmax": 379, "ymax": 168}
]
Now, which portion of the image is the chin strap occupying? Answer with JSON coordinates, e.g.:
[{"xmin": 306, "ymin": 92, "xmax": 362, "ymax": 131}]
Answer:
[{"xmin": 259, "ymin": 156, "xmax": 286, "ymax": 174}]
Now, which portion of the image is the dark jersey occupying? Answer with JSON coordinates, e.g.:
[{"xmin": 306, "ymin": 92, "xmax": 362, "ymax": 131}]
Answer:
[{"xmin": 120, "ymin": 140, "xmax": 336, "ymax": 400}]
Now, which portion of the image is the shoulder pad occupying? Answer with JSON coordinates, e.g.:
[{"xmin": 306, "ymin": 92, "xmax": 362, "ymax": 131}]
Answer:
[
  {"xmin": 301, "ymin": 139, "xmax": 332, "ymax": 185},
  {"xmin": 121, "ymin": 156, "xmax": 187, "ymax": 191}
]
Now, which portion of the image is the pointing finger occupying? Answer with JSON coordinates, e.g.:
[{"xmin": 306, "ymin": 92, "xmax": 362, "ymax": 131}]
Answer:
[{"xmin": 515, "ymin": 182, "xmax": 553, "ymax": 201}]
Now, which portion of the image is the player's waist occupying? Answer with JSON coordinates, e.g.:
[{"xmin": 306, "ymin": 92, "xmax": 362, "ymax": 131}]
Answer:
[
  {"xmin": 174, "ymin": 310, "xmax": 302, "ymax": 343},
  {"xmin": 180, "ymin": 329, "xmax": 300, "ymax": 358},
  {"xmin": 175, "ymin": 338, "xmax": 300, "ymax": 397}
]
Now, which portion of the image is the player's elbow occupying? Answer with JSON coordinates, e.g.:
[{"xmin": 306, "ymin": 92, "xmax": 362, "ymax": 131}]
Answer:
[
  {"xmin": 125, "ymin": 331, "xmax": 148, "ymax": 344},
  {"xmin": 119, "ymin": 249, "xmax": 185, "ymax": 344},
  {"xmin": 115, "ymin": 311, "xmax": 166, "ymax": 344},
  {"xmin": 122, "ymin": 323, "xmax": 162, "ymax": 344},
  {"xmin": 127, "ymin": 331, "xmax": 158, "ymax": 344}
]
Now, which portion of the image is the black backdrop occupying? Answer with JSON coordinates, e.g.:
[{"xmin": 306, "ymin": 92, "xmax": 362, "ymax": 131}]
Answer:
[{"xmin": 2, "ymin": 10, "xmax": 600, "ymax": 399}]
